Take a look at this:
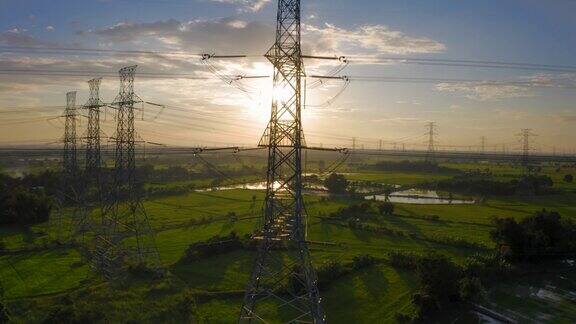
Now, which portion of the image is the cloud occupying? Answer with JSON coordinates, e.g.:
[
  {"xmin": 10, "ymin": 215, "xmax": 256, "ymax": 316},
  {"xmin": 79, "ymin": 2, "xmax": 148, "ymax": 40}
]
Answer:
[
  {"xmin": 85, "ymin": 18, "xmax": 446, "ymax": 59},
  {"xmin": 435, "ymin": 73, "xmax": 576, "ymax": 101},
  {"xmin": 45, "ymin": 26, "xmax": 55, "ymax": 32},
  {"xmin": 208, "ymin": 0, "xmax": 271, "ymax": 12},
  {"xmin": 0, "ymin": 28, "xmax": 53, "ymax": 46},
  {"xmin": 85, "ymin": 18, "xmax": 273, "ymax": 53},
  {"xmin": 302, "ymin": 23, "xmax": 446, "ymax": 55},
  {"xmin": 435, "ymin": 82, "xmax": 533, "ymax": 101}
]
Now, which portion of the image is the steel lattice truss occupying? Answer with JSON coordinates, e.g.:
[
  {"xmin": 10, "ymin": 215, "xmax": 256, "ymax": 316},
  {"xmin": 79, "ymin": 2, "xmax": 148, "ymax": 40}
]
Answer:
[
  {"xmin": 85, "ymin": 78, "xmax": 104, "ymax": 176},
  {"xmin": 74, "ymin": 78, "xmax": 106, "ymax": 237},
  {"xmin": 239, "ymin": 1, "xmax": 325, "ymax": 323},
  {"xmin": 51, "ymin": 91, "xmax": 79, "ymax": 241},
  {"xmin": 94, "ymin": 66, "xmax": 160, "ymax": 280},
  {"xmin": 63, "ymin": 91, "xmax": 78, "ymax": 177}
]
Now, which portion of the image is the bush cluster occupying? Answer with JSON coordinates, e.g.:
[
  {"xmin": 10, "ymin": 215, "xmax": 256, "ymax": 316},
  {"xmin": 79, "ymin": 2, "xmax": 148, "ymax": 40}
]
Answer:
[
  {"xmin": 490, "ymin": 209, "xmax": 576, "ymax": 261},
  {"xmin": 179, "ymin": 232, "xmax": 247, "ymax": 263},
  {"xmin": 430, "ymin": 174, "xmax": 554, "ymax": 196},
  {"xmin": 370, "ymin": 160, "xmax": 457, "ymax": 173},
  {"xmin": 0, "ymin": 184, "xmax": 52, "ymax": 226}
]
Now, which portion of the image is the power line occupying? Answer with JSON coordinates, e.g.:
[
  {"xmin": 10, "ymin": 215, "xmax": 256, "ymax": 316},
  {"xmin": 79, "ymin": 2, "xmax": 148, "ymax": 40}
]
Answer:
[{"xmin": 240, "ymin": 1, "xmax": 325, "ymax": 322}]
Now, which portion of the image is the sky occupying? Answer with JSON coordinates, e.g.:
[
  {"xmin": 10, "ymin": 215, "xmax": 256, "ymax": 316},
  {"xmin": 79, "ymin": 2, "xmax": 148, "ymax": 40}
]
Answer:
[{"xmin": 0, "ymin": 0, "xmax": 576, "ymax": 152}]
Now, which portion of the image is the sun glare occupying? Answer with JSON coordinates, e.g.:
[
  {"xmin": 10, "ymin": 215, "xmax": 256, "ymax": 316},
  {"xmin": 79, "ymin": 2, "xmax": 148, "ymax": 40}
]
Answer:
[{"xmin": 272, "ymin": 86, "xmax": 293, "ymax": 104}]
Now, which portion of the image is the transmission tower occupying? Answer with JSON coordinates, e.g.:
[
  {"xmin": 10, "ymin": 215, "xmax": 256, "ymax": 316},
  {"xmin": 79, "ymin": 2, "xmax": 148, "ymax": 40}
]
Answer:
[
  {"xmin": 240, "ymin": 1, "xmax": 325, "ymax": 322},
  {"xmin": 94, "ymin": 66, "xmax": 160, "ymax": 280},
  {"xmin": 480, "ymin": 136, "xmax": 486, "ymax": 153},
  {"xmin": 425, "ymin": 122, "xmax": 437, "ymax": 162},
  {"xmin": 51, "ymin": 91, "xmax": 79, "ymax": 240},
  {"xmin": 76, "ymin": 78, "xmax": 106, "ymax": 236},
  {"xmin": 64, "ymin": 91, "xmax": 79, "ymax": 177},
  {"xmin": 518, "ymin": 129, "xmax": 536, "ymax": 169},
  {"xmin": 85, "ymin": 78, "xmax": 105, "ymax": 178}
]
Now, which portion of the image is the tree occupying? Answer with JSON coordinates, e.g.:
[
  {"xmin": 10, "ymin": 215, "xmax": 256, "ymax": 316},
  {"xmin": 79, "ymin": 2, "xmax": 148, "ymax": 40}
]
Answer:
[
  {"xmin": 564, "ymin": 174, "xmax": 573, "ymax": 183},
  {"xmin": 0, "ymin": 286, "xmax": 9, "ymax": 322},
  {"xmin": 323, "ymin": 173, "xmax": 348, "ymax": 194},
  {"xmin": 378, "ymin": 201, "xmax": 394, "ymax": 215},
  {"xmin": 0, "ymin": 186, "xmax": 52, "ymax": 226},
  {"xmin": 381, "ymin": 184, "xmax": 394, "ymax": 202},
  {"xmin": 490, "ymin": 209, "xmax": 576, "ymax": 261},
  {"xmin": 413, "ymin": 253, "xmax": 462, "ymax": 318},
  {"xmin": 0, "ymin": 300, "xmax": 8, "ymax": 323},
  {"xmin": 416, "ymin": 253, "xmax": 461, "ymax": 302}
]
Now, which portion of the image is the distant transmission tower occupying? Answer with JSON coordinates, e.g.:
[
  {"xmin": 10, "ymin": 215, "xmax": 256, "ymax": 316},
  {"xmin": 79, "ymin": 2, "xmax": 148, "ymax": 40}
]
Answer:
[
  {"xmin": 425, "ymin": 122, "xmax": 437, "ymax": 162},
  {"xmin": 64, "ymin": 91, "xmax": 79, "ymax": 177},
  {"xmin": 240, "ymin": 0, "xmax": 325, "ymax": 322},
  {"xmin": 518, "ymin": 129, "xmax": 536, "ymax": 169},
  {"xmin": 481, "ymin": 136, "xmax": 486, "ymax": 153},
  {"xmin": 76, "ymin": 78, "xmax": 106, "ymax": 235},
  {"xmin": 95, "ymin": 66, "xmax": 160, "ymax": 279}
]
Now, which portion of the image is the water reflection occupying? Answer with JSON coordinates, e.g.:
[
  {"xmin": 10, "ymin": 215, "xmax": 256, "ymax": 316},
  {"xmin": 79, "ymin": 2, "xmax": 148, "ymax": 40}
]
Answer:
[{"xmin": 367, "ymin": 189, "xmax": 475, "ymax": 205}]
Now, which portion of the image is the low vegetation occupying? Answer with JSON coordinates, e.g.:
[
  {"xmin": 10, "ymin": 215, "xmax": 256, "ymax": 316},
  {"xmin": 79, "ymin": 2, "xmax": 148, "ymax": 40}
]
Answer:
[
  {"xmin": 427, "ymin": 174, "xmax": 555, "ymax": 196},
  {"xmin": 0, "ymin": 175, "xmax": 52, "ymax": 226},
  {"xmin": 368, "ymin": 160, "xmax": 458, "ymax": 174},
  {"xmin": 491, "ymin": 209, "xmax": 576, "ymax": 261}
]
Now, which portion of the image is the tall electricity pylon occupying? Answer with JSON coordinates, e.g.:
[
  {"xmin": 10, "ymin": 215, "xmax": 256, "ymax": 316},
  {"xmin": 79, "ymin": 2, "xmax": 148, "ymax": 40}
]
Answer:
[
  {"xmin": 64, "ymin": 91, "xmax": 79, "ymax": 178},
  {"xmin": 240, "ymin": 1, "xmax": 325, "ymax": 322},
  {"xmin": 51, "ymin": 91, "xmax": 79, "ymax": 241},
  {"xmin": 94, "ymin": 66, "xmax": 160, "ymax": 280},
  {"xmin": 425, "ymin": 122, "xmax": 437, "ymax": 162},
  {"xmin": 85, "ymin": 78, "xmax": 104, "ymax": 179},
  {"xmin": 481, "ymin": 136, "xmax": 486, "ymax": 153},
  {"xmin": 76, "ymin": 78, "xmax": 105, "ymax": 236},
  {"xmin": 518, "ymin": 129, "xmax": 536, "ymax": 170}
]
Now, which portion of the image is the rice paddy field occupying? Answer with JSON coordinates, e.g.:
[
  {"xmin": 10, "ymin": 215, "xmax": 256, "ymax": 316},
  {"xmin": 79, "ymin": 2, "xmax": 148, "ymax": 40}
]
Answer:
[{"xmin": 1, "ymin": 158, "xmax": 576, "ymax": 323}]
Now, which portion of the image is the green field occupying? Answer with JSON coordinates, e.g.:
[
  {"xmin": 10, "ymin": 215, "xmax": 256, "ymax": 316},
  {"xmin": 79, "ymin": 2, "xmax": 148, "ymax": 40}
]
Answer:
[{"xmin": 1, "ymin": 160, "xmax": 576, "ymax": 322}]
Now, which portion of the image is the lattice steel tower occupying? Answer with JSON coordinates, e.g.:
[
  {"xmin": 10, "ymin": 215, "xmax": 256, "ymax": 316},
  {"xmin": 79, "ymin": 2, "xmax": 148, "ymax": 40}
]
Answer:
[
  {"xmin": 63, "ymin": 91, "xmax": 78, "ymax": 176},
  {"xmin": 425, "ymin": 122, "xmax": 437, "ymax": 162},
  {"xmin": 85, "ymin": 78, "xmax": 104, "ymax": 177},
  {"xmin": 518, "ymin": 129, "xmax": 536, "ymax": 169},
  {"xmin": 52, "ymin": 91, "xmax": 79, "ymax": 240},
  {"xmin": 240, "ymin": 1, "xmax": 325, "ymax": 322},
  {"xmin": 94, "ymin": 66, "xmax": 160, "ymax": 279},
  {"xmin": 76, "ymin": 78, "xmax": 105, "ymax": 235}
]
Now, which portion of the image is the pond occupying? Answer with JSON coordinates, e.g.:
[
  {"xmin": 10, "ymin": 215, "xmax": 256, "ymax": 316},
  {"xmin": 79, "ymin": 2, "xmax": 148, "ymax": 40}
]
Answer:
[
  {"xmin": 196, "ymin": 181, "xmax": 326, "ymax": 192},
  {"xmin": 366, "ymin": 188, "xmax": 475, "ymax": 205},
  {"xmin": 196, "ymin": 181, "xmax": 269, "ymax": 192}
]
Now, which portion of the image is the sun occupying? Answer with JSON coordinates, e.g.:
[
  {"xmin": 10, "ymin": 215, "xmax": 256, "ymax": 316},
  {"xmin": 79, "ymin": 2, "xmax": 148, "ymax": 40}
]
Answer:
[{"xmin": 272, "ymin": 86, "xmax": 293, "ymax": 104}]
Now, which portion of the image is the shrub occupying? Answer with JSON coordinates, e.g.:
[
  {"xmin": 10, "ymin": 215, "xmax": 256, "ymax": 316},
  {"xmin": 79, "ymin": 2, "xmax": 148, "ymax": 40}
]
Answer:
[
  {"xmin": 415, "ymin": 253, "xmax": 462, "ymax": 303},
  {"xmin": 387, "ymin": 251, "xmax": 420, "ymax": 270},
  {"xmin": 463, "ymin": 253, "xmax": 513, "ymax": 281},
  {"xmin": 179, "ymin": 232, "xmax": 244, "ymax": 263},
  {"xmin": 459, "ymin": 277, "xmax": 482, "ymax": 301},
  {"xmin": 378, "ymin": 201, "xmax": 394, "ymax": 215},
  {"xmin": 0, "ymin": 186, "xmax": 52, "ymax": 226},
  {"xmin": 316, "ymin": 261, "xmax": 347, "ymax": 289},
  {"xmin": 329, "ymin": 202, "xmax": 373, "ymax": 220},
  {"xmin": 564, "ymin": 174, "xmax": 573, "ymax": 183},
  {"xmin": 323, "ymin": 173, "xmax": 349, "ymax": 194},
  {"xmin": 351, "ymin": 254, "xmax": 378, "ymax": 270},
  {"xmin": 490, "ymin": 209, "xmax": 576, "ymax": 261}
]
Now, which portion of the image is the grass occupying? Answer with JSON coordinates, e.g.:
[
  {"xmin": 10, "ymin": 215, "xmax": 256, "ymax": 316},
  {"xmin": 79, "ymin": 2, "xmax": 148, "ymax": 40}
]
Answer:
[
  {"xmin": 345, "ymin": 171, "xmax": 453, "ymax": 185},
  {"xmin": 2, "ymin": 161, "xmax": 576, "ymax": 322},
  {"xmin": 0, "ymin": 248, "xmax": 93, "ymax": 299}
]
